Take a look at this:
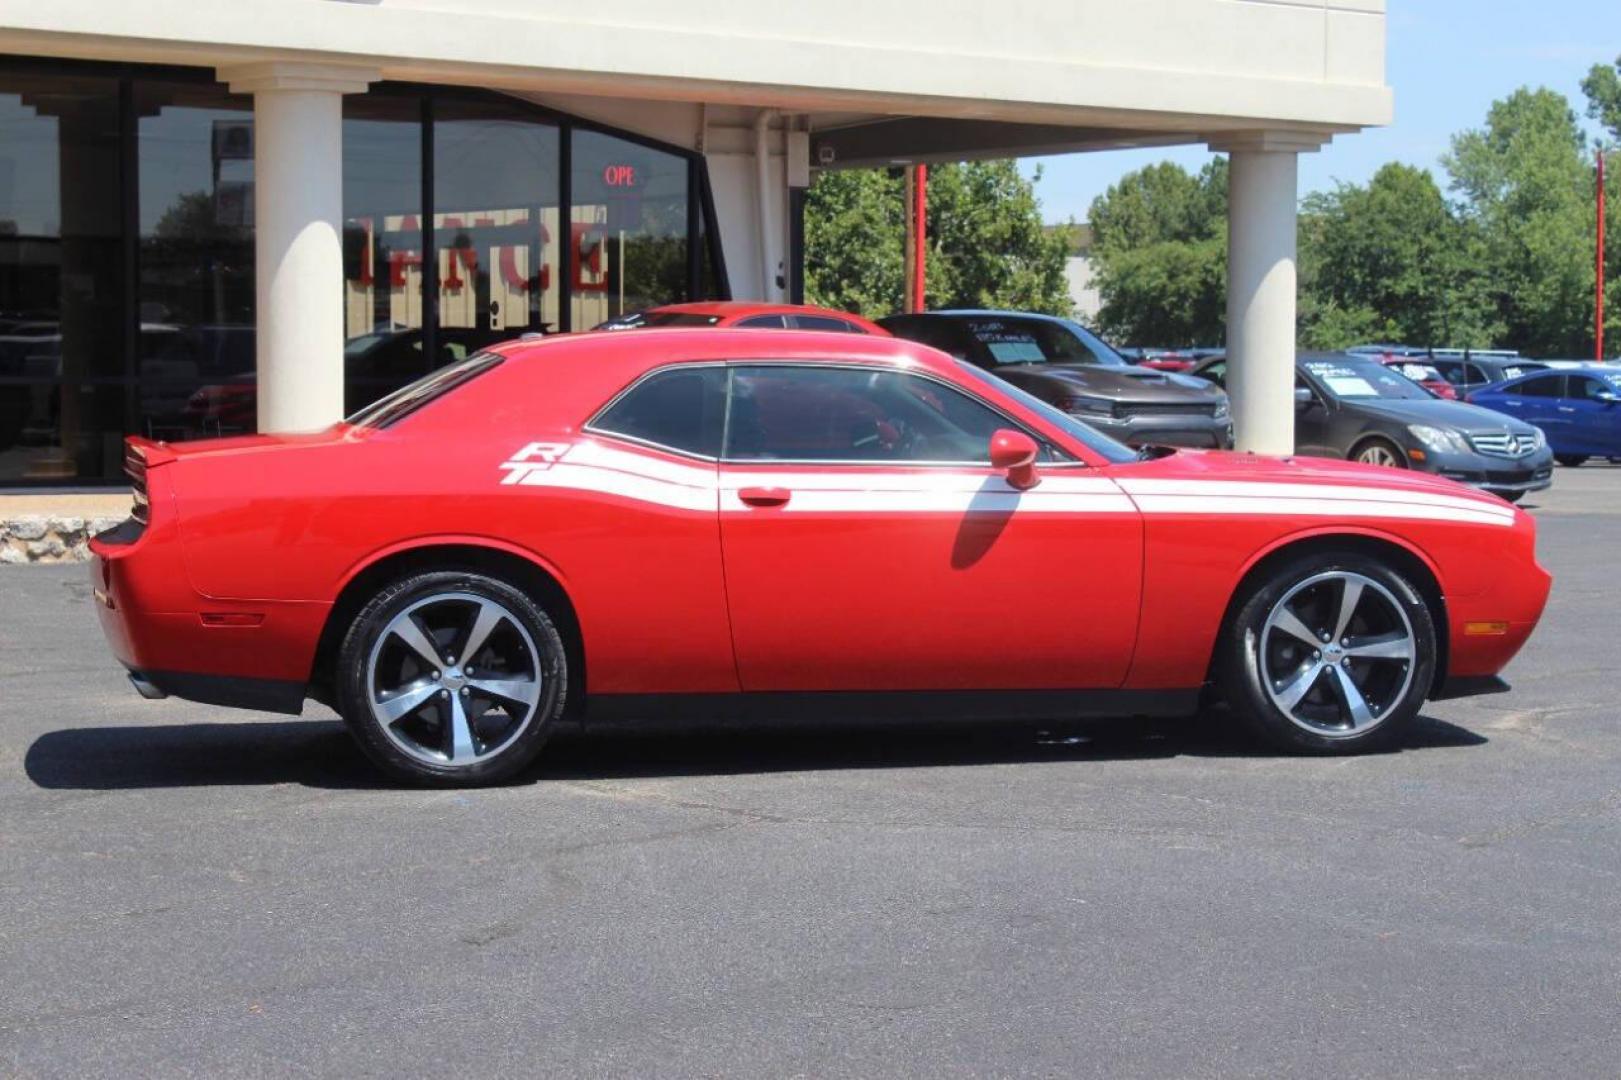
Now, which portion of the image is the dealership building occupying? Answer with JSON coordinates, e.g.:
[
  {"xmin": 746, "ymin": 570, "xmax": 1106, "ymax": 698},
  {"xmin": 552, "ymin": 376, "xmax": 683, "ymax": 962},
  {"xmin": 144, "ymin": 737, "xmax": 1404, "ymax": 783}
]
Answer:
[{"xmin": 0, "ymin": 0, "xmax": 1390, "ymax": 487}]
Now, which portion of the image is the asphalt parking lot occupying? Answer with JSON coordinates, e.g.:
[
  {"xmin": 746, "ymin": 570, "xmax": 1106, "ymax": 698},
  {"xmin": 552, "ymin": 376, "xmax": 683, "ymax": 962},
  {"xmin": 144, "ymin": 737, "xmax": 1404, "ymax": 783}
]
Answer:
[{"xmin": 3, "ymin": 464, "xmax": 1619, "ymax": 1078}]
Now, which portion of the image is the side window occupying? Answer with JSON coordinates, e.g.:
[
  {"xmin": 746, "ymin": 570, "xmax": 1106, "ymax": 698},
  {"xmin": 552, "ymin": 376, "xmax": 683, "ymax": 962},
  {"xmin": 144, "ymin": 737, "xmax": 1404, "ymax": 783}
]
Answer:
[
  {"xmin": 1198, "ymin": 362, "xmax": 1227, "ymax": 388},
  {"xmin": 591, "ymin": 366, "xmax": 727, "ymax": 457},
  {"xmin": 1515, "ymin": 376, "xmax": 1563, "ymax": 398},
  {"xmin": 724, "ymin": 365, "xmax": 1016, "ymax": 463},
  {"xmin": 1460, "ymin": 363, "xmax": 1487, "ymax": 385},
  {"xmin": 1574, "ymin": 376, "xmax": 1616, "ymax": 401},
  {"xmin": 735, "ymin": 315, "xmax": 789, "ymax": 329},
  {"xmin": 794, "ymin": 315, "xmax": 860, "ymax": 333}
]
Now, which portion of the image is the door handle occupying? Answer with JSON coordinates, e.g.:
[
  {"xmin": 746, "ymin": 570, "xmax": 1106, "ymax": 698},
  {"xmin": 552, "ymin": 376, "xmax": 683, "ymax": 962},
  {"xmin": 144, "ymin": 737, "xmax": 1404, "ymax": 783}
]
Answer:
[
  {"xmin": 1556, "ymin": 406, "xmax": 1576, "ymax": 413},
  {"xmin": 737, "ymin": 486, "xmax": 791, "ymax": 508}
]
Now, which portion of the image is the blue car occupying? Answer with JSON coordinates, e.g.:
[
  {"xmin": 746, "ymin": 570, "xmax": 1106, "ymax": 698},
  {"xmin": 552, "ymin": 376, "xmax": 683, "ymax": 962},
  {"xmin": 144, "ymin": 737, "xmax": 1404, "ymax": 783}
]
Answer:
[{"xmin": 1468, "ymin": 366, "xmax": 1621, "ymax": 466}]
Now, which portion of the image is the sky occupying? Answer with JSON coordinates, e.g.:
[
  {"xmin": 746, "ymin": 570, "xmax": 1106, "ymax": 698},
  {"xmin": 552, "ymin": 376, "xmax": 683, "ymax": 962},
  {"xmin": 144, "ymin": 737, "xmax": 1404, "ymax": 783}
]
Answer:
[{"xmin": 1021, "ymin": 0, "xmax": 1619, "ymax": 224}]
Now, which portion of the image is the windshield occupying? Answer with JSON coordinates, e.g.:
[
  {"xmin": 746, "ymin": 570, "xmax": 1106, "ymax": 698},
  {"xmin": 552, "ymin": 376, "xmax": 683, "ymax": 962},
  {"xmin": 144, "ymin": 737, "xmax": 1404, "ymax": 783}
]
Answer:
[
  {"xmin": 347, "ymin": 351, "xmax": 503, "ymax": 428},
  {"xmin": 952, "ymin": 360, "xmax": 1137, "ymax": 464},
  {"xmin": 1302, "ymin": 358, "xmax": 1432, "ymax": 401},
  {"xmin": 958, "ymin": 316, "xmax": 1126, "ymax": 367}
]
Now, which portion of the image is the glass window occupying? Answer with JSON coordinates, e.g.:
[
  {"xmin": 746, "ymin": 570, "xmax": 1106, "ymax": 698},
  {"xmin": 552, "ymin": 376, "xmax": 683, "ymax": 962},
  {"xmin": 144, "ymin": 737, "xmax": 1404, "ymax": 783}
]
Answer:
[
  {"xmin": 571, "ymin": 129, "xmax": 689, "ymax": 328},
  {"xmin": 0, "ymin": 71, "xmax": 124, "ymax": 482},
  {"xmin": 1515, "ymin": 375, "xmax": 1563, "ymax": 398},
  {"xmin": 1573, "ymin": 375, "xmax": 1619, "ymax": 400},
  {"xmin": 433, "ymin": 98, "xmax": 561, "ymax": 350},
  {"xmin": 1301, "ymin": 358, "xmax": 1430, "ymax": 400},
  {"xmin": 950, "ymin": 360, "xmax": 1131, "ymax": 464},
  {"xmin": 795, "ymin": 314, "xmax": 860, "ymax": 332},
  {"xmin": 343, "ymin": 94, "xmax": 426, "ymax": 416},
  {"xmin": 135, "ymin": 79, "xmax": 257, "ymax": 442},
  {"xmin": 953, "ymin": 315, "xmax": 1121, "ymax": 367},
  {"xmin": 347, "ymin": 350, "xmax": 502, "ymax": 429},
  {"xmin": 592, "ymin": 365, "xmax": 726, "ymax": 457},
  {"xmin": 735, "ymin": 314, "xmax": 788, "ymax": 329},
  {"xmin": 725, "ymin": 365, "xmax": 1014, "ymax": 463}
]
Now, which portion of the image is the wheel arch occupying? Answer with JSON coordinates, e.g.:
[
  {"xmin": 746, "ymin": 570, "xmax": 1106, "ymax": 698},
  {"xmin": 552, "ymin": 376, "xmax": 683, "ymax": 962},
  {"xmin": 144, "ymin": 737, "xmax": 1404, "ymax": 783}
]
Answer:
[
  {"xmin": 309, "ymin": 539, "xmax": 585, "ymax": 715},
  {"xmin": 1211, "ymin": 528, "xmax": 1450, "ymax": 689},
  {"xmin": 1347, "ymin": 431, "xmax": 1408, "ymax": 463}
]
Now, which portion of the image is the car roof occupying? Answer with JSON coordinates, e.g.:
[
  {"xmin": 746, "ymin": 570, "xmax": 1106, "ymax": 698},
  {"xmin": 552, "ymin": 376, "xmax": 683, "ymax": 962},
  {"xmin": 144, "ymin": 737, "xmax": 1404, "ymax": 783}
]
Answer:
[
  {"xmin": 894, "ymin": 309, "xmax": 1074, "ymax": 325},
  {"xmin": 490, "ymin": 326, "xmax": 952, "ymax": 372},
  {"xmin": 648, "ymin": 301, "xmax": 870, "ymax": 320}
]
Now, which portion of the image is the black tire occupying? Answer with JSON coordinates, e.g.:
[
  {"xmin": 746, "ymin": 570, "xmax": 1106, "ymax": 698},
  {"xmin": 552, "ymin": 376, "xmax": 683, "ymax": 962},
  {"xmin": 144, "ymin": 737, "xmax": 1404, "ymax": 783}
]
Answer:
[
  {"xmin": 1350, "ymin": 437, "xmax": 1407, "ymax": 470},
  {"xmin": 335, "ymin": 570, "xmax": 568, "ymax": 786},
  {"xmin": 1554, "ymin": 454, "xmax": 1588, "ymax": 467},
  {"xmin": 1218, "ymin": 551, "xmax": 1437, "ymax": 754},
  {"xmin": 1500, "ymin": 490, "xmax": 1526, "ymax": 503}
]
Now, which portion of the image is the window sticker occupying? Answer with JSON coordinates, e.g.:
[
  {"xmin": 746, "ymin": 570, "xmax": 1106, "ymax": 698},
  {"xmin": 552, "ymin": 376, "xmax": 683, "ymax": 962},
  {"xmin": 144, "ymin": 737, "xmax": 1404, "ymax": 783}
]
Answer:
[
  {"xmin": 987, "ymin": 341, "xmax": 1045, "ymax": 363},
  {"xmin": 1323, "ymin": 375, "xmax": 1377, "ymax": 396}
]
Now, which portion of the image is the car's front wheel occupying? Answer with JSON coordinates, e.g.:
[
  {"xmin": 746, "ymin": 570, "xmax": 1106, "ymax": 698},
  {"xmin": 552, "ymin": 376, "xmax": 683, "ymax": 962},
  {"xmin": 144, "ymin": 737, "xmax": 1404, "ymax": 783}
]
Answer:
[
  {"xmin": 1219, "ymin": 552, "xmax": 1437, "ymax": 754},
  {"xmin": 1351, "ymin": 437, "xmax": 1406, "ymax": 469},
  {"xmin": 1555, "ymin": 454, "xmax": 1589, "ymax": 467},
  {"xmin": 335, "ymin": 570, "xmax": 568, "ymax": 785}
]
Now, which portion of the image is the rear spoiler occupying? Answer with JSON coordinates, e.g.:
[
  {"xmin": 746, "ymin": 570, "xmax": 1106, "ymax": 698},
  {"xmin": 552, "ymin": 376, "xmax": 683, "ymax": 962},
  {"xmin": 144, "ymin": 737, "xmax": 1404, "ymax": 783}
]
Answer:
[{"xmin": 124, "ymin": 437, "xmax": 176, "ymax": 526}]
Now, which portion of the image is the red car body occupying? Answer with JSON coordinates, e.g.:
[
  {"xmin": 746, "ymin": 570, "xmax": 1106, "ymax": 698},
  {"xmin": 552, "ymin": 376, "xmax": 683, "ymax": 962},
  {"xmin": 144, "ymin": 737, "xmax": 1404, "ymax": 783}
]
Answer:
[
  {"xmin": 1136, "ymin": 354, "xmax": 1198, "ymax": 373},
  {"xmin": 1376, "ymin": 357, "xmax": 1459, "ymax": 400},
  {"xmin": 90, "ymin": 330, "xmax": 1548, "ymax": 756},
  {"xmin": 602, "ymin": 300, "xmax": 889, "ymax": 335}
]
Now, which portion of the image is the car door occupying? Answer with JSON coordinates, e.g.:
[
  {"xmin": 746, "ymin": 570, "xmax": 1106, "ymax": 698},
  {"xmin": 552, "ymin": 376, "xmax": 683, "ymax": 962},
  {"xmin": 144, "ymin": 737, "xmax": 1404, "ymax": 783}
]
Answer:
[
  {"xmin": 1567, "ymin": 375, "xmax": 1621, "ymax": 455},
  {"xmin": 716, "ymin": 362, "xmax": 1143, "ymax": 691},
  {"xmin": 1292, "ymin": 372, "xmax": 1339, "ymax": 457},
  {"xmin": 1499, "ymin": 374, "xmax": 1568, "ymax": 442}
]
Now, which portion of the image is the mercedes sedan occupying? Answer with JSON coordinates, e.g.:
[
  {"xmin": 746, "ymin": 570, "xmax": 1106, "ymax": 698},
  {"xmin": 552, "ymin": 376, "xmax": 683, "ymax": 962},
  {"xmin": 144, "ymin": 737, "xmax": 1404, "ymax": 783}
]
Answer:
[{"xmin": 92, "ymin": 331, "xmax": 1548, "ymax": 785}]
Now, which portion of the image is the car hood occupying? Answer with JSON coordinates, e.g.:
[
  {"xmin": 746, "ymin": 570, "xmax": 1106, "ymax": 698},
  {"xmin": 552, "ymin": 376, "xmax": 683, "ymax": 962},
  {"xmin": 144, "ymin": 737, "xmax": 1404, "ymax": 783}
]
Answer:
[
  {"xmin": 1113, "ymin": 447, "xmax": 1521, "ymax": 513},
  {"xmin": 1344, "ymin": 397, "xmax": 1540, "ymax": 435},
  {"xmin": 997, "ymin": 363, "xmax": 1224, "ymax": 402}
]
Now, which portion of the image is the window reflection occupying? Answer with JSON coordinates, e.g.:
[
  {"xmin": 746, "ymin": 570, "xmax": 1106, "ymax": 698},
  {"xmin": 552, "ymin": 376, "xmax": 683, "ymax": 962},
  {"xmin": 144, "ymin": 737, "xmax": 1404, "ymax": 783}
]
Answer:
[
  {"xmin": 136, "ymin": 80, "xmax": 256, "ymax": 442},
  {"xmin": 0, "ymin": 72, "xmax": 123, "ymax": 482},
  {"xmin": 432, "ymin": 99, "xmax": 560, "ymax": 347},
  {"xmin": 571, "ymin": 130, "xmax": 690, "ymax": 327}
]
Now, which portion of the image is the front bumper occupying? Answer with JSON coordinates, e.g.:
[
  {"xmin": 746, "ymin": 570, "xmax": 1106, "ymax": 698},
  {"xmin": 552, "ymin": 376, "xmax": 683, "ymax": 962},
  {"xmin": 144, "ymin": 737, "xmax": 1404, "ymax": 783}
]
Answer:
[
  {"xmin": 1425, "ymin": 448, "xmax": 1554, "ymax": 496},
  {"xmin": 1078, "ymin": 412, "xmax": 1233, "ymax": 450}
]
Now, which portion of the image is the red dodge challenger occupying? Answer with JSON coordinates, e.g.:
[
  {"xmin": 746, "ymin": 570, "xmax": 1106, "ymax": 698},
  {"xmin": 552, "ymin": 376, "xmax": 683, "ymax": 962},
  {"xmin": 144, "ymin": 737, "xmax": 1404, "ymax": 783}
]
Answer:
[{"xmin": 90, "ymin": 330, "xmax": 1550, "ymax": 785}]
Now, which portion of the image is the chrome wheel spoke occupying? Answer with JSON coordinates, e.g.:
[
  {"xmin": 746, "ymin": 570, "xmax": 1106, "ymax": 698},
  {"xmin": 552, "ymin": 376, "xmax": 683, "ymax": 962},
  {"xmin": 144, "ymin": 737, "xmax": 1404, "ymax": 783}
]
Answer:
[
  {"xmin": 460, "ymin": 600, "xmax": 506, "ymax": 664},
  {"xmin": 1331, "ymin": 663, "xmax": 1376, "ymax": 729},
  {"xmin": 1347, "ymin": 631, "xmax": 1413, "ymax": 661},
  {"xmin": 367, "ymin": 591, "xmax": 543, "ymax": 769},
  {"xmin": 389, "ymin": 615, "xmax": 444, "ymax": 669},
  {"xmin": 1331, "ymin": 578, "xmax": 1365, "ymax": 643},
  {"xmin": 376, "ymin": 680, "xmax": 436, "ymax": 724},
  {"xmin": 1258, "ymin": 570, "xmax": 1417, "ymax": 738},
  {"xmin": 468, "ymin": 676, "xmax": 539, "ymax": 710},
  {"xmin": 446, "ymin": 693, "xmax": 477, "ymax": 761},
  {"xmin": 1269, "ymin": 605, "xmax": 1322, "ymax": 648},
  {"xmin": 1275, "ymin": 663, "xmax": 1325, "ymax": 711}
]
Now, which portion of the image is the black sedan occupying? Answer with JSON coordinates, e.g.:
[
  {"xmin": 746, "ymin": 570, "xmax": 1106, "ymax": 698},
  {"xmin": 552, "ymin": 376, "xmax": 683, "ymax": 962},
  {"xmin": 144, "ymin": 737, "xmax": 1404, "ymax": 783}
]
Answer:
[
  {"xmin": 1189, "ymin": 353, "xmax": 1553, "ymax": 502},
  {"xmin": 878, "ymin": 310, "xmax": 1232, "ymax": 449}
]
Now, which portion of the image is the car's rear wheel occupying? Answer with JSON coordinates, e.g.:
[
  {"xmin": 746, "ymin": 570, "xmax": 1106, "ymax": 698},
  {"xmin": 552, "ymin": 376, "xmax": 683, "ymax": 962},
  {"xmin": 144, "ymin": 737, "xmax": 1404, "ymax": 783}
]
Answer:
[
  {"xmin": 1219, "ymin": 552, "xmax": 1437, "ymax": 754},
  {"xmin": 335, "ymin": 570, "xmax": 567, "ymax": 786},
  {"xmin": 1555, "ymin": 454, "xmax": 1589, "ymax": 467},
  {"xmin": 1351, "ymin": 438, "xmax": 1406, "ymax": 469}
]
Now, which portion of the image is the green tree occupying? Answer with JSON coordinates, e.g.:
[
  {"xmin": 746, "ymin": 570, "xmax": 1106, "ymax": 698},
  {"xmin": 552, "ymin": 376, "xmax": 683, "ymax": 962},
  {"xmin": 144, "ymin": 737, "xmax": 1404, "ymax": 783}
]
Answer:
[
  {"xmin": 1443, "ymin": 88, "xmax": 1594, "ymax": 356},
  {"xmin": 1583, "ymin": 54, "xmax": 1621, "ymax": 142},
  {"xmin": 803, "ymin": 160, "xmax": 1071, "ymax": 319},
  {"xmin": 1297, "ymin": 163, "xmax": 1500, "ymax": 350},
  {"xmin": 1581, "ymin": 55, "xmax": 1621, "ymax": 355},
  {"xmin": 1088, "ymin": 159, "xmax": 1228, "ymax": 345}
]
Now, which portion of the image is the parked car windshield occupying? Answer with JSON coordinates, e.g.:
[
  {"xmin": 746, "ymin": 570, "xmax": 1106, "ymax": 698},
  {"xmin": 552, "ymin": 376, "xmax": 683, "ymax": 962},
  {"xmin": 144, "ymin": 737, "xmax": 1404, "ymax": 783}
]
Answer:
[
  {"xmin": 951, "ymin": 360, "xmax": 1137, "ymax": 464},
  {"xmin": 956, "ymin": 316, "xmax": 1126, "ymax": 367},
  {"xmin": 1303, "ymin": 358, "xmax": 1432, "ymax": 401}
]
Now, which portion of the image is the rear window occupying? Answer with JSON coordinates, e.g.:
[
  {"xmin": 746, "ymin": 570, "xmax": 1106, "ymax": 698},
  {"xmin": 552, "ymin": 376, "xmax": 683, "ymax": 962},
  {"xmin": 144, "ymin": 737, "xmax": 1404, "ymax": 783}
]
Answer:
[
  {"xmin": 957, "ymin": 317, "xmax": 1122, "ymax": 366},
  {"xmin": 346, "ymin": 351, "xmax": 503, "ymax": 428}
]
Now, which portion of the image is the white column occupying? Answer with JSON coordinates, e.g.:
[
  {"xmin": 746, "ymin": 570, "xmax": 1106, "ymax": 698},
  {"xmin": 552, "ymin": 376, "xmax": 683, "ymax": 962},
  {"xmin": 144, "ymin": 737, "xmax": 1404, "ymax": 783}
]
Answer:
[
  {"xmin": 219, "ymin": 62, "xmax": 377, "ymax": 433},
  {"xmin": 1209, "ymin": 131, "xmax": 1329, "ymax": 455}
]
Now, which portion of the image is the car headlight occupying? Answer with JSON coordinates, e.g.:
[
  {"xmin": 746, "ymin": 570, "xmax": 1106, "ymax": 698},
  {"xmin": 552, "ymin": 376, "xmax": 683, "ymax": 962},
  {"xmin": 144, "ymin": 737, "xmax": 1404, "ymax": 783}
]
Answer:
[
  {"xmin": 1407, "ymin": 424, "xmax": 1470, "ymax": 455},
  {"xmin": 1212, "ymin": 397, "xmax": 1230, "ymax": 419},
  {"xmin": 1062, "ymin": 394, "xmax": 1115, "ymax": 417},
  {"xmin": 1527, "ymin": 427, "xmax": 1546, "ymax": 451}
]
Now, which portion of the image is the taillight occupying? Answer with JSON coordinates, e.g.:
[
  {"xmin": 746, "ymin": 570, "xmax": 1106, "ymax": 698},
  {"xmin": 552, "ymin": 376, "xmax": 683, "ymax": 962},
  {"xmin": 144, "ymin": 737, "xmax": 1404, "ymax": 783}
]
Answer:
[{"xmin": 125, "ymin": 441, "xmax": 150, "ymax": 525}]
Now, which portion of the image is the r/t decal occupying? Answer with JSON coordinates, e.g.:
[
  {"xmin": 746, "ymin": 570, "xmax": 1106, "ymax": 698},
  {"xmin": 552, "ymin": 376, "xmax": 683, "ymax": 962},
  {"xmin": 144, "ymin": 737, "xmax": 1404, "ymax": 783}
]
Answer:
[{"xmin": 499, "ymin": 441, "xmax": 572, "ymax": 484}]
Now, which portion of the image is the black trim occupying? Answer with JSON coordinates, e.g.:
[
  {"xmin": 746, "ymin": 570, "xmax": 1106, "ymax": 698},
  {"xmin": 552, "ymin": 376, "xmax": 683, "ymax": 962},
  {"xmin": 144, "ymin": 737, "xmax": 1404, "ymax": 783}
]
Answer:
[
  {"xmin": 698, "ymin": 163, "xmax": 731, "ymax": 300},
  {"xmin": 132, "ymin": 669, "xmax": 306, "ymax": 716},
  {"xmin": 558, "ymin": 120, "xmax": 573, "ymax": 332},
  {"xmin": 419, "ymin": 93, "xmax": 438, "ymax": 370},
  {"xmin": 787, "ymin": 185, "xmax": 807, "ymax": 304},
  {"xmin": 1430, "ymin": 675, "xmax": 1511, "ymax": 701},
  {"xmin": 586, "ymin": 689, "xmax": 1200, "ymax": 724}
]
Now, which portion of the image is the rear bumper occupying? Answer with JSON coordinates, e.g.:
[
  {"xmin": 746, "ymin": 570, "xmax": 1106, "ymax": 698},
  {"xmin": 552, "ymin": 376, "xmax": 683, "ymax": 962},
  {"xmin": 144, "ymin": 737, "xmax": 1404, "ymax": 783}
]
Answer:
[{"xmin": 123, "ymin": 667, "xmax": 305, "ymax": 714}]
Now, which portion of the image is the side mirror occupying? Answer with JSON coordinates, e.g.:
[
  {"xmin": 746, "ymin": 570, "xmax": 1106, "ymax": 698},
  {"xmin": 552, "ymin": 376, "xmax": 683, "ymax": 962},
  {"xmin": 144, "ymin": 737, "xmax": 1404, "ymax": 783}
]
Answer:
[
  {"xmin": 1294, "ymin": 386, "xmax": 1315, "ymax": 409},
  {"xmin": 990, "ymin": 428, "xmax": 1040, "ymax": 490},
  {"xmin": 1597, "ymin": 390, "xmax": 1619, "ymax": 406}
]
